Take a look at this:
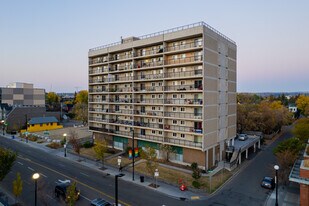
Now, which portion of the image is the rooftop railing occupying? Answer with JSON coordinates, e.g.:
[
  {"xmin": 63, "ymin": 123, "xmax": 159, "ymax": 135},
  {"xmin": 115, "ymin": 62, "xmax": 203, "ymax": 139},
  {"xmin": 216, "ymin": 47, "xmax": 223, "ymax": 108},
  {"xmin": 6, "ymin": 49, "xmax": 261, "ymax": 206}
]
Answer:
[{"xmin": 89, "ymin": 21, "xmax": 235, "ymax": 52}]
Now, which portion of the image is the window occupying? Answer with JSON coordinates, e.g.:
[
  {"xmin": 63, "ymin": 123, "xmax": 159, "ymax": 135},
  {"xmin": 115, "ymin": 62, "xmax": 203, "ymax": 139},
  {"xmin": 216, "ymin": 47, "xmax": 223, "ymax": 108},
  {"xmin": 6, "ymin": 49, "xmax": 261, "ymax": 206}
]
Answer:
[
  {"xmin": 158, "ymin": 119, "xmax": 162, "ymax": 123},
  {"xmin": 158, "ymin": 82, "xmax": 162, "ymax": 86},
  {"xmin": 173, "ymin": 55, "xmax": 178, "ymax": 60},
  {"xmin": 181, "ymin": 54, "xmax": 186, "ymax": 59},
  {"xmin": 172, "ymin": 94, "xmax": 177, "ymax": 99},
  {"xmin": 152, "ymin": 107, "xmax": 156, "ymax": 110},
  {"xmin": 125, "ymin": 127, "xmax": 127, "ymax": 130},
  {"xmin": 180, "ymin": 107, "xmax": 185, "ymax": 112},
  {"xmin": 152, "ymin": 82, "xmax": 156, "ymax": 87},
  {"xmin": 40, "ymin": 124, "xmax": 43, "ymax": 127},
  {"xmin": 180, "ymin": 94, "xmax": 185, "ymax": 99},
  {"xmin": 151, "ymin": 94, "xmax": 156, "ymax": 99},
  {"xmin": 173, "ymin": 133, "xmax": 177, "ymax": 137},
  {"xmin": 181, "ymin": 81, "xmax": 185, "ymax": 85},
  {"xmin": 152, "ymin": 130, "xmax": 156, "ymax": 134},
  {"xmin": 181, "ymin": 134, "xmax": 185, "ymax": 138},
  {"xmin": 180, "ymin": 121, "xmax": 185, "ymax": 125},
  {"xmin": 141, "ymin": 129, "xmax": 145, "ymax": 135},
  {"xmin": 173, "ymin": 81, "xmax": 177, "ymax": 85},
  {"xmin": 173, "ymin": 120, "xmax": 178, "ymax": 124},
  {"xmin": 158, "ymin": 107, "xmax": 161, "ymax": 110},
  {"xmin": 172, "ymin": 107, "xmax": 177, "ymax": 112},
  {"xmin": 159, "ymin": 131, "xmax": 163, "ymax": 135},
  {"xmin": 158, "ymin": 94, "xmax": 162, "ymax": 99},
  {"xmin": 152, "ymin": 118, "xmax": 155, "ymax": 122}
]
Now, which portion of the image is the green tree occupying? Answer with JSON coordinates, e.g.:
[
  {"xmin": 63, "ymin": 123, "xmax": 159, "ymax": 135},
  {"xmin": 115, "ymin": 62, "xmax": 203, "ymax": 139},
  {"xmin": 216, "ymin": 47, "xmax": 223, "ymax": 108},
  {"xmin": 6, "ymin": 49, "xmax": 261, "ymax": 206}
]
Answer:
[
  {"xmin": 75, "ymin": 90, "xmax": 88, "ymax": 104},
  {"xmin": 292, "ymin": 118, "xmax": 309, "ymax": 143},
  {"xmin": 72, "ymin": 102, "xmax": 88, "ymax": 125},
  {"xmin": 0, "ymin": 147, "xmax": 17, "ymax": 182},
  {"xmin": 46, "ymin": 92, "xmax": 60, "ymax": 111},
  {"xmin": 13, "ymin": 172, "xmax": 23, "ymax": 203},
  {"xmin": 273, "ymin": 137, "xmax": 304, "ymax": 155},
  {"xmin": 191, "ymin": 162, "xmax": 201, "ymax": 188},
  {"xmin": 93, "ymin": 140, "xmax": 108, "ymax": 169},
  {"xmin": 141, "ymin": 147, "xmax": 158, "ymax": 183},
  {"xmin": 66, "ymin": 181, "xmax": 79, "ymax": 206},
  {"xmin": 296, "ymin": 95, "xmax": 309, "ymax": 115},
  {"xmin": 159, "ymin": 144, "xmax": 175, "ymax": 162}
]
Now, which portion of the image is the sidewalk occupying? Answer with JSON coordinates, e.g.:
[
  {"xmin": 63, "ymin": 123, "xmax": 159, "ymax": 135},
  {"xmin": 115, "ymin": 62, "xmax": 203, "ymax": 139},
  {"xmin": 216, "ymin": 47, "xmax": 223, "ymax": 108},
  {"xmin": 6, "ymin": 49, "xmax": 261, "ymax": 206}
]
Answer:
[
  {"xmin": 2, "ymin": 133, "xmax": 207, "ymax": 202},
  {"xmin": 264, "ymin": 182, "xmax": 300, "ymax": 206}
]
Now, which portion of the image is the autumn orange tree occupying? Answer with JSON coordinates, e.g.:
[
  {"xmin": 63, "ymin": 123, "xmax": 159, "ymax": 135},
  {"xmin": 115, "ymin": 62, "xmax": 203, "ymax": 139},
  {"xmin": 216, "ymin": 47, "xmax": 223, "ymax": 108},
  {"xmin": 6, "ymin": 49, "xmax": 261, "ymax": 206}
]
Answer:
[{"xmin": 296, "ymin": 95, "xmax": 309, "ymax": 116}]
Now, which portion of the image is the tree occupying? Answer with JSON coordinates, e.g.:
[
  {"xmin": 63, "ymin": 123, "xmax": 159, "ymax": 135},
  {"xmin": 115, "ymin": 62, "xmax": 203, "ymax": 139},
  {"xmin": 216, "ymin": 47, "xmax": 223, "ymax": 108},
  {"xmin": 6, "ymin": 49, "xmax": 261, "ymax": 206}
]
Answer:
[
  {"xmin": 13, "ymin": 172, "xmax": 23, "ymax": 204},
  {"xmin": 93, "ymin": 140, "xmax": 108, "ymax": 169},
  {"xmin": 296, "ymin": 95, "xmax": 309, "ymax": 115},
  {"xmin": 159, "ymin": 144, "xmax": 175, "ymax": 162},
  {"xmin": 292, "ymin": 118, "xmax": 309, "ymax": 143},
  {"xmin": 75, "ymin": 90, "xmax": 88, "ymax": 104},
  {"xmin": 0, "ymin": 147, "xmax": 17, "ymax": 182},
  {"xmin": 46, "ymin": 92, "xmax": 60, "ymax": 111},
  {"xmin": 72, "ymin": 102, "xmax": 88, "ymax": 125},
  {"xmin": 191, "ymin": 162, "xmax": 201, "ymax": 188},
  {"xmin": 66, "ymin": 181, "xmax": 79, "ymax": 206},
  {"xmin": 273, "ymin": 137, "xmax": 304, "ymax": 155},
  {"xmin": 275, "ymin": 150, "xmax": 298, "ymax": 185},
  {"xmin": 68, "ymin": 130, "xmax": 81, "ymax": 161},
  {"xmin": 141, "ymin": 147, "xmax": 158, "ymax": 183}
]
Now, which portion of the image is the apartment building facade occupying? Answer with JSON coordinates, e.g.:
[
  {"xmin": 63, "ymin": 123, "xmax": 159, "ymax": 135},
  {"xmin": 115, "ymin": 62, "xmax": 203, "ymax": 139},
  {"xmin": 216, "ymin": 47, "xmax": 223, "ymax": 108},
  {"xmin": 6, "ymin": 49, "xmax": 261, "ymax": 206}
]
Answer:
[
  {"xmin": 88, "ymin": 22, "xmax": 237, "ymax": 169},
  {"xmin": 0, "ymin": 82, "xmax": 45, "ymax": 107}
]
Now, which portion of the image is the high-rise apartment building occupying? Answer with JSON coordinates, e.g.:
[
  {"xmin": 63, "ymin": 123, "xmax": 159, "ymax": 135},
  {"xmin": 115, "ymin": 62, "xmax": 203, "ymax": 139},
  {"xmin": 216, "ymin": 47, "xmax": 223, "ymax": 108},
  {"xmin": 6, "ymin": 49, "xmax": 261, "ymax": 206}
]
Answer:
[{"xmin": 88, "ymin": 22, "xmax": 236, "ymax": 169}]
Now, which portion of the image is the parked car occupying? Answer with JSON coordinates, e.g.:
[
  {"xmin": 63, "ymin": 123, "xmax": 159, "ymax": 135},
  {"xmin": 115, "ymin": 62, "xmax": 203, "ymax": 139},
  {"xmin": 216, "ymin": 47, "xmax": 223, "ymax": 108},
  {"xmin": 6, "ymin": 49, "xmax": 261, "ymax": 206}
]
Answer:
[
  {"xmin": 261, "ymin": 176, "xmax": 275, "ymax": 189},
  {"xmin": 238, "ymin": 134, "xmax": 248, "ymax": 141},
  {"xmin": 54, "ymin": 180, "xmax": 80, "ymax": 201},
  {"xmin": 90, "ymin": 198, "xmax": 112, "ymax": 206}
]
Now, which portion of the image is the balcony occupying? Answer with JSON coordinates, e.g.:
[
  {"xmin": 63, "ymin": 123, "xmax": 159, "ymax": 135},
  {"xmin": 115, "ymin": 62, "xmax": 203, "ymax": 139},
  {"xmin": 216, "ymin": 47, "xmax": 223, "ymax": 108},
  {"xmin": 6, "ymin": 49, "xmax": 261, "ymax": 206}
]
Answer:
[
  {"xmin": 134, "ymin": 86, "xmax": 163, "ymax": 92},
  {"xmin": 166, "ymin": 137, "xmax": 202, "ymax": 148},
  {"xmin": 135, "ymin": 73, "xmax": 164, "ymax": 81},
  {"xmin": 134, "ymin": 110, "xmax": 163, "ymax": 116},
  {"xmin": 164, "ymin": 98, "xmax": 203, "ymax": 105},
  {"xmin": 164, "ymin": 112, "xmax": 202, "ymax": 119},
  {"xmin": 137, "ymin": 134, "xmax": 163, "ymax": 142},
  {"xmin": 134, "ymin": 61, "xmax": 163, "ymax": 69},
  {"xmin": 166, "ymin": 40, "xmax": 202, "ymax": 52},
  {"xmin": 109, "ymin": 76, "xmax": 133, "ymax": 83},
  {"xmin": 165, "ymin": 55, "xmax": 203, "ymax": 66},
  {"xmin": 165, "ymin": 124, "xmax": 203, "ymax": 134},
  {"xmin": 109, "ymin": 64, "xmax": 133, "ymax": 72},
  {"xmin": 89, "ymin": 79, "xmax": 105, "ymax": 84},
  {"xmin": 164, "ymin": 84, "xmax": 203, "ymax": 92},
  {"xmin": 89, "ymin": 57, "xmax": 108, "ymax": 65},
  {"xmin": 134, "ymin": 99, "xmax": 164, "ymax": 104},
  {"xmin": 165, "ymin": 69, "xmax": 202, "ymax": 79},
  {"xmin": 109, "ymin": 53, "xmax": 133, "ymax": 62},
  {"xmin": 89, "ymin": 68, "xmax": 107, "ymax": 75}
]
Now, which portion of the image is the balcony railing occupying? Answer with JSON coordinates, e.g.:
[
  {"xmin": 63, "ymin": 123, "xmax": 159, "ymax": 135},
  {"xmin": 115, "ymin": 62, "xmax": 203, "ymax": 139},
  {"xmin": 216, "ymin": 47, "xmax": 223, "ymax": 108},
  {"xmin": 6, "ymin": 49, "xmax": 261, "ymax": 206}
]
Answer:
[
  {"xmin": 135, "ymin": 48, "xmax": 164, "ymax": 57},
  {"xmin": 166, "ymin": 55, "xmax": 203, "ymax": 65},
  {"xmin": 166, "ymin": 138, "xmax": 202, "ymax": 148},
  {"xmin": 109, "ymin": 65, "xmax": 133, "ymax": 72},
  {"xmin": 164, "ymin": 84, "xmax": 203, "ymax": 92},
  {"xmin": 134, "ymin": 61, "xmax": 164, "ymax": 69},
  {"xmin": 164, "ymin": 112, "xmax": 202, "ymax": 119},
  {"xmin": 89, "ymin": 68, "xmax": 108, "ymax": 74},
  {"xmin": 134, "ymin": 86, "xmax": 163, "ymax": 92},
  {"xmin": 138, "ymin": 134, "xmax": 163, "ymax": 142},
  {"xmin": 109, "ymin": 53, "xmax": 133, "ymax": 61},
  {"xmin": 134, "ymin": 110, "xmax": 163, "ymax": 116},
  {"xmin": 165, "ymin": 69, "xmax": 202, "ymax": 78},
  {"xmin": 166, "ymin": 40, "xmax": 203, "ymax": 52},
  {"xmin": 135, "ymin": 73, "xmax": 164, "ymax": 80},
  {"xmin": 134, "ymin": 99, "xmax": 164, "ymax": 104},
  {"xmin": 165, "ymin": 124, "xmax": 203, "ymax": 133},
  {"xmin": 164, "ymin": 98, "xmax": 203, "ymax": 105},
  {"xmin": 89, "ymin": 57, "xmax": 108, "ymax": 65}
]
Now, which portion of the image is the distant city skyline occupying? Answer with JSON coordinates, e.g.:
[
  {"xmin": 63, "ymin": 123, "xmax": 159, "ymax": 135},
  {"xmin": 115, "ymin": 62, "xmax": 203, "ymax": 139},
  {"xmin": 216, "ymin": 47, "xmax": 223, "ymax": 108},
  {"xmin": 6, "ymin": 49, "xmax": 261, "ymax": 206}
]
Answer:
[{"xmin": 1, "ymin": 0, "xmax": 308, "ymax": 93}]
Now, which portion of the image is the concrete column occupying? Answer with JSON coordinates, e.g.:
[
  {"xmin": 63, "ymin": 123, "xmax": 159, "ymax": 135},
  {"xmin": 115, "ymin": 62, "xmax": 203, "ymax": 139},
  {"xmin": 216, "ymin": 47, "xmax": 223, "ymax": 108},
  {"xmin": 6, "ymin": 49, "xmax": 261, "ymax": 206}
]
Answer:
[
  {"xmin": 232, "ymin": 138, "xmax": 235, "ymax": 146},
  {"xmin": 213, "ymin": 146, "xmax": 215, "ymax": 166},
  {"xmin": 206, "ymin": 150, "xmax": 209, "ymax": 170},
  {"xmin": 254, "ymin": 143, "xmax": 256, "ymax": 152},
  {"xmin": 238, "ymin": 152, "xmax": 242, "ymax": 164},
  {"xmin": 258, "ymin": 140, "xmax": 261, "ymax": 149},
  {"xmin": 227, "ymin": 140, "xmax": 230, "ymax": 147},
  {"xmin": 246, "ymin": 149, "xmax": 248, "ymax": 159}
]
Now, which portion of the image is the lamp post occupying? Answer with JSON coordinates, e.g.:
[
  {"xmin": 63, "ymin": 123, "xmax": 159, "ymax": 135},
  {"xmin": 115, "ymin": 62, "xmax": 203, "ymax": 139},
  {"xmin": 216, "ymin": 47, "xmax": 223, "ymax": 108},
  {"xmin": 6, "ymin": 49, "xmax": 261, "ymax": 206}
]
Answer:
[
  {"xmin": 1, "ymin": 120, "xmax": 4, "ymax": 135},
  {"xmin": 32, "ymin": 173, "xmax": 40, "ymax": 206},
  {"xmin": 154, "ymin": 169, "xmax": 159, "ymax": 188},
  {"xmin": 63, "ymin": 133, "xmax": 67, "ymax": 157},
  {"xmin": 274, "ymin": 165, "xmax": 279, "ymax": 206},
  {"xmin": 117, "ymin": 156, "xmax": 122, "ymax": 172},
  {"xmin": 115, "ymin": 173, "xmax": 125, "ymax": 206},
  {"xmin": 131, "ymin": 128, "xmax": 135, "ymax": 181}
]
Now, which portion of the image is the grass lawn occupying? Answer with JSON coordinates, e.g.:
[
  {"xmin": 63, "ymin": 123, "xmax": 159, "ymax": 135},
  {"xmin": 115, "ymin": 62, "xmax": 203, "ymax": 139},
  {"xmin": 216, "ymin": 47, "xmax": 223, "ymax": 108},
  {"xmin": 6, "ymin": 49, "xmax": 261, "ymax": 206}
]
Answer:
[
  {"xmin": 135, "ymin": 162, "xmax": 232, "ymax": 193},
  {"xmin": 79, "ymin": 147, "xmax": 111, "ymax": 160}
]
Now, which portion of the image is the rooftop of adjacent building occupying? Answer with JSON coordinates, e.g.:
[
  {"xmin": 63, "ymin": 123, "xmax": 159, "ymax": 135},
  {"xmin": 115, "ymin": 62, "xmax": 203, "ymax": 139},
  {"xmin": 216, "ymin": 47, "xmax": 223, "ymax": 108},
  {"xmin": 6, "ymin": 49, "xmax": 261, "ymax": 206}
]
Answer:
[
  {"xmin": 89, "ymin": 21, "xmax": 236, "ymax": 52},
  {"xmin": 0, "ymin": 82, "xmax": 44, "ymax": 90},
  {"xmin": 28, "ymin": 116, "xmax": 59, "ymax": 125}
]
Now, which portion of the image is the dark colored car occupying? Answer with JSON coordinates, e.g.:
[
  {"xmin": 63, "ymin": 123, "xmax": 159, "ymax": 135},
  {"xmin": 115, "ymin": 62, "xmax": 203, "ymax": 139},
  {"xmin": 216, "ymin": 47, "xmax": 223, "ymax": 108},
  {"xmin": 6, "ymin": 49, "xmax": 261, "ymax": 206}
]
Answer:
[
  {"xmin": 261, "ymin": 176, "xmax": 275, "ymax": 189},
  {"xmin": 54, "ymin": 181, "xmax": 80, "ymax": 201},
  {"xmin": 90, "ymin": 198, "xmax": 112, "ymax": 206}
]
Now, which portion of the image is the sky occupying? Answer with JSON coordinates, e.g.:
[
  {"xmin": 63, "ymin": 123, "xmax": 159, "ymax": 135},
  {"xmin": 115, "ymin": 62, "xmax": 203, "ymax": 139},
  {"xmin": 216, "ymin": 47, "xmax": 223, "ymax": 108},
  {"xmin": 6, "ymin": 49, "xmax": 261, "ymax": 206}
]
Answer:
[{"xmin": 0, "ymin": 0, "xmax": 308, "ymax": 93}]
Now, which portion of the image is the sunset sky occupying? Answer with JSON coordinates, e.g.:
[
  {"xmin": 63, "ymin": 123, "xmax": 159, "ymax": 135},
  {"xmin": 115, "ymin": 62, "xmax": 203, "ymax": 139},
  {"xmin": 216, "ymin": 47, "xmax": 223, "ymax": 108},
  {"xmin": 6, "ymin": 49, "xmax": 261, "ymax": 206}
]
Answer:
[{"xmin": 1, "ymin": 0, "xmax": 308, "ymax": 93}]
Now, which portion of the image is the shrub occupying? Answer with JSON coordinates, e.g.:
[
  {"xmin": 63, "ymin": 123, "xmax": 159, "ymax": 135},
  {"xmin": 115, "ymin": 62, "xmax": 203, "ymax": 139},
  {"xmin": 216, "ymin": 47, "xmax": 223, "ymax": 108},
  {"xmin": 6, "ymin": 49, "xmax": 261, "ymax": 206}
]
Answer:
[
  {"xmin": 46, "ymin": 142, "xmax": 62, "ymax": 149},
  {"xmin": 60, "ymin": 137, "xmax": 66, "ymax": 146},
  {"xmin": 192, "ymin": 180, "xmax": 201, "ymax": 189},
  {"xmin": 83, "ymin": 141, "xmax": 93, "ymax": 148}
]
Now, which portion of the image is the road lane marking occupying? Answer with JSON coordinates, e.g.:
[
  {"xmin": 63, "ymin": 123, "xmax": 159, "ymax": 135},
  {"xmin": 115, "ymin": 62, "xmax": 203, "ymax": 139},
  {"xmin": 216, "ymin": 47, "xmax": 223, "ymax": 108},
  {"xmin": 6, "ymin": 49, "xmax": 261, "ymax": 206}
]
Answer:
[
  {"xmin": 17, "ymin": 161, "xmax": 23, "ymax": 165},
  {"xmin": 80, "ymin": 194, "xmax": 91, "ymax": 201},
  {"xmin": 27, "ymin": 167, "xmax": 35, "ymax": 171},
  {"xmin": 40, "ymin": 173, "xmax": 47, "ymax": 178},
  {"xmin": 18, "ymin": 156, "xmax": 130, "ymax": 206},
  {"xmin": 80, "ymin": 172, "xmax": 89, "ymax": 177}
]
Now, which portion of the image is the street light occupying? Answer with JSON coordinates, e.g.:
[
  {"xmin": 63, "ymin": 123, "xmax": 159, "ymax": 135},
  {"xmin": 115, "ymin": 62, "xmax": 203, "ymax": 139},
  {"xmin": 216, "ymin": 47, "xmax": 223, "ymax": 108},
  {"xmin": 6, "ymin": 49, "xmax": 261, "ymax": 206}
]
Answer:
[
  {"xmin": 63, "ymin": 133, "xmax": 67, "ymax": 157},
  {"xmin": 154, "ymin": 169, "xmax": 159, "ymax": 188},
  {"xmin": 131, "ymin": 128, "xmax": 135, "ymax": 181},
  {"xmin": 1, "ymin": 120, "xmax": 4, "ymax": 135},
  {"xmin": 32, "ymin": 173, "xmax": 40, "ymax": 206},
  {"xmin": 274, "ymin": 165, "xmax": 279, "ymax": 206},
  {"xmin": 115, "ymin": 173, "xmax": 125, "ymax": 206}
]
